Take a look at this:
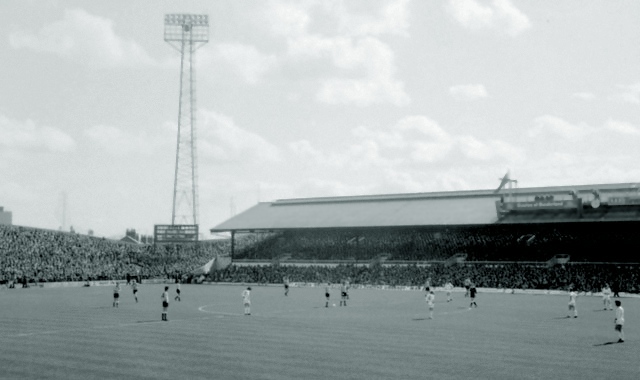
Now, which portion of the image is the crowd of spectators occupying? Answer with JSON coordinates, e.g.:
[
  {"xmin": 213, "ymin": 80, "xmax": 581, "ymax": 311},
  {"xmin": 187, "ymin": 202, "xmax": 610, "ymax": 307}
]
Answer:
[
  {"xmin": 3, "ymin": 222, "xmax": 640, "ymax": 294},
  {"xmin": 233, "ymin": 222, "xmax": 640, "ymax": 263},
  {"xmin": 0, "ymin": 225, "xmax": 225, "ymax": 284},
  {"xmin": 206, "ymin": 263, "xmax": 639, "ymax": 293}
]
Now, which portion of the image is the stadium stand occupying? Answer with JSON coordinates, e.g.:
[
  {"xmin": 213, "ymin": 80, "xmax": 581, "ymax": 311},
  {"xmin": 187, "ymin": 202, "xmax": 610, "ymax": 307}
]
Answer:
[
  {"xmin": 0, "ymin": 225, "xmax": 226, "ymax": 284},
  {"xmin": 228, "ymin": 222, "xmax": 640, "ymax": 263},
  {"xmin": 1, "ymin": 222, "xmax": 638, "ymax": 293},
  {"xmin": 203, "ymin": 183, "xmax": 640, "ymax": 293},
  {"xmin": 3, "ymin": 183, "xmax": 640, "ymax": 293}
]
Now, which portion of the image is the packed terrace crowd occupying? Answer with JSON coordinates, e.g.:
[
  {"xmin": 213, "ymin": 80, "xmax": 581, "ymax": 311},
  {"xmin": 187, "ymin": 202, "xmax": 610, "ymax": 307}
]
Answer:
[
  {"xmin": 2, "ymin": 223, "xmax": 639, "ymax": 293},
  {"xmin": 206, "ymin": 262, "xmax": 638, "ymax": 293},
  {"xmin": 0, "ymin": 225, "xmax": 227, "ymax": 284}
]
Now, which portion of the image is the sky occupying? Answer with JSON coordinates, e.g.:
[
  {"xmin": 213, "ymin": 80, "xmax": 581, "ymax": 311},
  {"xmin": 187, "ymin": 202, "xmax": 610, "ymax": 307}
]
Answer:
[{"xmin": 1, "ymin": 0, "xmax": 639, "ymax": 238}]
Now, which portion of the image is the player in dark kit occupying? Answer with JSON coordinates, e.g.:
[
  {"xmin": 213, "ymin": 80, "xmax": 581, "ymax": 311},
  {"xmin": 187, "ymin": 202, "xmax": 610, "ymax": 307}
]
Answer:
[
  {"xmin": 469, "ymin": 284, "xmax": 478, "ymax": 308},
  {"xmin": 464, "ymin": 278, "xmax": 471, "ymax": 297},
  {"xmin": 284, "ymin": 277, "xmax": 290, "ymax": 296}
]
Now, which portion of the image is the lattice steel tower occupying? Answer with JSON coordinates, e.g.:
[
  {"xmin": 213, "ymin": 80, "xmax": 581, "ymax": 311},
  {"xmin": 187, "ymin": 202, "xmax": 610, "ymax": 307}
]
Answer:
[{"xmin": 164, "ymin": 14, "xmax": 209, "ymax": 225}]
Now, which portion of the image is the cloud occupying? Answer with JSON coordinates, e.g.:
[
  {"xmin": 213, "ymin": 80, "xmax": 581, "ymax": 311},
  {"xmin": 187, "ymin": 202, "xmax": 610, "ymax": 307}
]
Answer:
[
  {"xmin": 604, "ymin": 120, "xmax": 640, "ymax": 136},
  {"xmin": 446, "ymin": 0, "xmax": 531, "ymax": 37},
  {"xmin": 0, "ymin": 115, "xmax": 76, "ymax": 153},
  {"xmin": 215, "ymin": 43, "xmax": 278, "ymax": 84},
  {"xmin": 518, "ymin": 153, "xmax": 640, "ymax": 189},
  {"xmin": 611, "ymin": 83, "xmax": 640, "ymax": 104},
  {"xmin": 311, "ymin": 36, "xmax": 409, "ymax": 106},
  {"xmin": 529, "ymin": 115, "xmax": 592, "ymax": 140},
  {"xmin": 290, "ymin": 116, "xmax": 455, "ymax": 167},
  {"xmin": 9, "ymin": 9, "xmax": 155, "ymax": 68},
  {"xmin": 375, "ymin": 167, "xmax": 491, "ymax": 194},
  {"xmin": 571, "ymin": 92, "xmax": 596, "ymax": 101},
  {"xmin": 0, "ymin": 181, "xmax": 38, "ymax": 204},
  {"xmin": 528, "ymin": 116, "xmax": 640, "ymax": 153},
  {"xmin": 290, "ymin": 115, "xmax": 519, "ymax": 171},
  {"xmin": 294, "ymin": 177, "xmax": 374, "ymax": 198},
  {"xmin": 267, "ymin": 1, "xmax": 410, "ymax": 106},
  {"xmin": 449, "ymin": 84, "xmax": 488, "ymax": 100},
  {"xmin": 289, "ymin": 137, "xmax": 398, "ymax": 169},
  {"xmin": 268, "ymin": 0, "xmax": 410, "ymax": 38},
  {"xmin": 395, "ymin": 116, "xmax": 454, "ymax": 163},
  {"xmin": 266, "ymin": 1, "xmax": 311, "ymax": 37},
  {"xmin": 457, "ymin": 136, "xmax": 523, "ymax": 161},
  {"xmin": 198, "ymin": 110, "xmax": 282, "ymax": 164},
  {"xmin": 333, "ymin": 0, "xmax": 411, "ymax": 37},
  {"xmin": 289, "ymin": 139, "xmax": 327, "ymax": 162},
  {"xmin": 317, "ymin": 76, "xmax": 409, "ymax": 106},
  {"xmin": 83, "ymin": 124, "xmax": 167, "ymax": 156}
]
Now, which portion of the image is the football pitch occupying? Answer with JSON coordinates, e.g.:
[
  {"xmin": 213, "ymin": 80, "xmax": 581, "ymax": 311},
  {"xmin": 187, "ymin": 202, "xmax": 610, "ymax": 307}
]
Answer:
[{"xmin": 0, "ymin": 284, "xmax": 637, "ymax": 379}]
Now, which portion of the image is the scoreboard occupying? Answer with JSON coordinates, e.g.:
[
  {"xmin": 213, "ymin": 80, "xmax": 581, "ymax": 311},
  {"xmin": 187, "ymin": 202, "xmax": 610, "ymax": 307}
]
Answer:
[{"xmin": 154, "ymin": 224, "xmax": 199, "ymax": 243}]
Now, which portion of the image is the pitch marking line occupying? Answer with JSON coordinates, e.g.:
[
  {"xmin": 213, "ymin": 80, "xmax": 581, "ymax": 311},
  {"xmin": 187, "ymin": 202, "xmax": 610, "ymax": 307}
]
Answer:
[{"xmin": 198, "ymin": 304, "xmax": 243, "ymax": 317}]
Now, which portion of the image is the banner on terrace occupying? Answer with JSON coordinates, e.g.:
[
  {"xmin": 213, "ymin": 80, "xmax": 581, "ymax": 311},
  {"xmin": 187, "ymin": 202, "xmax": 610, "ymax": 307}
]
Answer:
[
  {"xmin": 607, "ymin": 196, "xmax": 640, "ymax": 206},
  {"xmin": 499, "ymin": 199, "xmax": 579, "ymax": 211}
]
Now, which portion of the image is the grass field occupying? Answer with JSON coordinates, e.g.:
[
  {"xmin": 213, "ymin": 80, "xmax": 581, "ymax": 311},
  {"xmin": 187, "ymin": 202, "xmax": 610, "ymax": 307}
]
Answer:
[{"xmin": 0, "ymin": 283, "xmax": 637, "ymax": 379}]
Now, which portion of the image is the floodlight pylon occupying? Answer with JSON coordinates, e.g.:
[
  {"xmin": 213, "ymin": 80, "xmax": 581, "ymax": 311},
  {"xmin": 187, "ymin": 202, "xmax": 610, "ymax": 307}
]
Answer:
[{"xmin": 164, "ymin": 14, "xmax": 209, "ymax": 225}]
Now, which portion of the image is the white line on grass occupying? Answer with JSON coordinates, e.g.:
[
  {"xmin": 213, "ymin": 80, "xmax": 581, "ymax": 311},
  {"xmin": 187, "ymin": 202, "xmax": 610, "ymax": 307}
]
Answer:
[{"xmin": 198, "ymin": 305, "xmax": 243, "ymax": 316}]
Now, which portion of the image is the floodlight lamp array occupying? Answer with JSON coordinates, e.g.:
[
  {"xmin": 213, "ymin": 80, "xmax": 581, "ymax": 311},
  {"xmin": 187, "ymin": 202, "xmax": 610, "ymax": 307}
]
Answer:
[
  {"xmin": 164, "ymin": 14, "xmax": 209, "ymax": 43},
  {"xmin": 165, "ymin": 14, "xmax": 209, "ymax": 26}
]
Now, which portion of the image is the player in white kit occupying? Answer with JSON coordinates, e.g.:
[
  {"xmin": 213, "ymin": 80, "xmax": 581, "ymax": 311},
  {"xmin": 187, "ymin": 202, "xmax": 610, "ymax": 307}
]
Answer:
[
  {"xmin": 614, "ymin": 300, "xmax": 625, "ymax": 343},
  {"xmin": 567, "ymin": 287, "xmax": 578, "ymax": 318},
  {"xmin": 444, "ymin": 282, "xmax": 453, "ymax": 302},
  {"xmin": 425, "ymin": 289, "xmax": 435, "ymax": 319},
  {"xmin": 601, "ymin": 284, "xmax": 612, "ymax": 310},
  {"xmin": 242, "ymin": 287, "xmax": 252, "ymax": 315}
]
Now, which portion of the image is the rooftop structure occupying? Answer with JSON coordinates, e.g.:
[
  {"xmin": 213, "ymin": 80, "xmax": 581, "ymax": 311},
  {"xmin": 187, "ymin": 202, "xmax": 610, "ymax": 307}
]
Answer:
[{"xmin": 211, "ymin": 182, "xmax": 640, "ymax": 233}]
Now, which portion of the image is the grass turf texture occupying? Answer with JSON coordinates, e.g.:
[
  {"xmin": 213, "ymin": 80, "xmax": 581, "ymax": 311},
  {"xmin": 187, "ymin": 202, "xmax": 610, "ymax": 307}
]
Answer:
[{"xmin": 0, "ymin": 284, "xmax": 637, "ymax": 379}]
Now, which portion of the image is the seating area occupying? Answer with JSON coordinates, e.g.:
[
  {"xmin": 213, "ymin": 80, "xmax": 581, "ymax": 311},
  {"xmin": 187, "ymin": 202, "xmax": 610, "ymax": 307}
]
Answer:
[{"xmin": 231, "ymin": 221, "xmax": 640, "ymax": 263}]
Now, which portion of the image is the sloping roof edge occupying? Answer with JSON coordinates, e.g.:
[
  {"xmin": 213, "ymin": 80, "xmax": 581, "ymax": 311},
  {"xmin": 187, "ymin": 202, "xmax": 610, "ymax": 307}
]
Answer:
[
  {"xmin": 272, "ymin": 182, "xmax": 640, "ymax": 205},
  {"xmin": 211, "ymin": 182, "xmax": 640, "ymax": 232}
]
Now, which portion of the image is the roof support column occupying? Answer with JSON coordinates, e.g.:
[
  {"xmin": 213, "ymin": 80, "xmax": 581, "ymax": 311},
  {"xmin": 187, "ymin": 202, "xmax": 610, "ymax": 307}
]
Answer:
[{"xmin": 230, "ymin": 230, "xmax": 235, "ymax": 261}]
